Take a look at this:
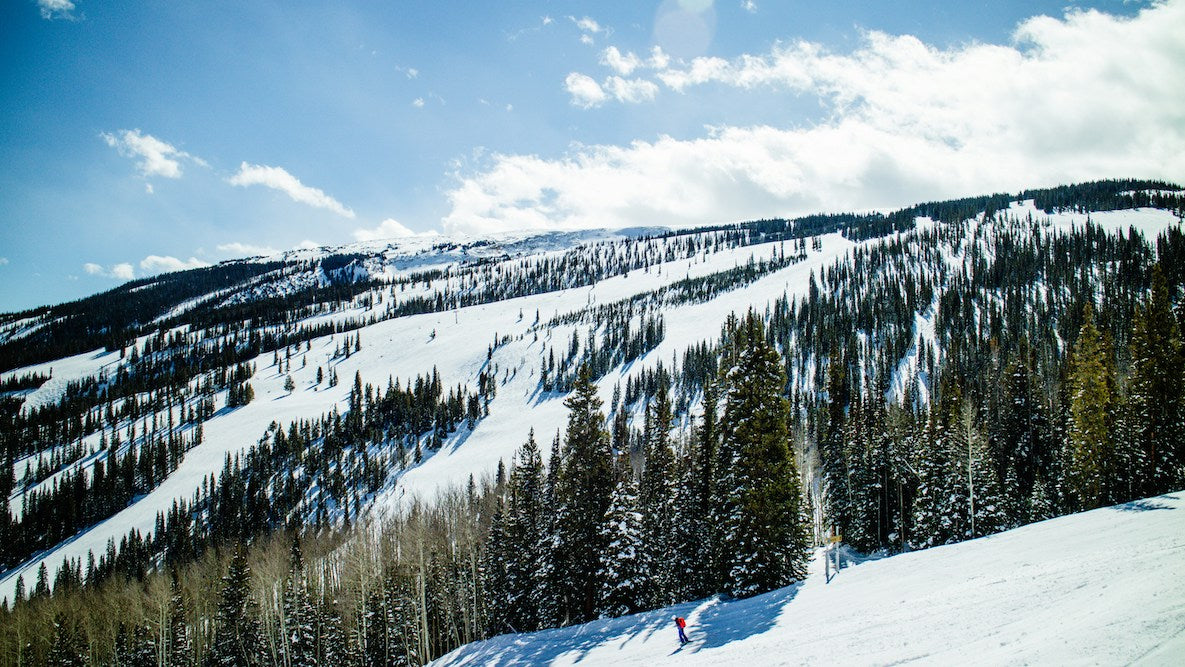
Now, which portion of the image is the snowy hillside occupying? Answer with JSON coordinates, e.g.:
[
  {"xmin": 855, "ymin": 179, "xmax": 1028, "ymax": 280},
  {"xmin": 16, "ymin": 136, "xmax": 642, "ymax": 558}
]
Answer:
[
  {"xmin": 435, "ymin": 491, "xmax": 1185, "ymax": 666},
  {"xmin": 0, "ymin": 181, "xmax": 1182, "ymax": 611}
]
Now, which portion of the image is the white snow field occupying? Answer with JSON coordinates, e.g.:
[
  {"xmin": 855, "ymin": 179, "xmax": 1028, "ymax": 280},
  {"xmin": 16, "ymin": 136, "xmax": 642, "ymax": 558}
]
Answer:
[{"xmin": 434, "ymin": 491, "xmax": 1185, "ymax": 666}]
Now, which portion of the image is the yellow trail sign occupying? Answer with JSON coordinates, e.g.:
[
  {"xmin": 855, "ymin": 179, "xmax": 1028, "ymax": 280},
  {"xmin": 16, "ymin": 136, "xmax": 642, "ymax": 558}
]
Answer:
[{"xmin": 829, "ymin": 535, "xmax": 842, "ymax": 544}]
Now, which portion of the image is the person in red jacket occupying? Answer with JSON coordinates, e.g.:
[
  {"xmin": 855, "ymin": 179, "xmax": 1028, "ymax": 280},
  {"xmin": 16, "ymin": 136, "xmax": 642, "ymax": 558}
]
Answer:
[{"xmin": 675, "ymin": 616, "xmax": 689, "ymax": 644}]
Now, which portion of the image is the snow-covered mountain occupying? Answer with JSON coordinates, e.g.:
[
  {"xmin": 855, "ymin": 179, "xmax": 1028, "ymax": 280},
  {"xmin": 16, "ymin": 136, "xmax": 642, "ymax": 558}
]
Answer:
[
  {"xmin": 0, "ymin": 179, "xmax": 1182, "ymax": 627},
  {"xmin": 434, "ymin": 490, "xmax": 1185, "ymax": 666}
]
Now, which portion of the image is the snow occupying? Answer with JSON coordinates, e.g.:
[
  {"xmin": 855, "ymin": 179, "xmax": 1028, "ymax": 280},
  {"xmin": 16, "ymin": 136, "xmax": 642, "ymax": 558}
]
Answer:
[
  {"xmin": 2, "ymin": 205, "xmax": 1180, "ymax": 606},
  {"xmin": 434, "ymin": 491, "xmax": 1185, "ymax": 666},
  {"xmin": 1, "ymin": 346, "xmax": 123, "ymax": 413}
]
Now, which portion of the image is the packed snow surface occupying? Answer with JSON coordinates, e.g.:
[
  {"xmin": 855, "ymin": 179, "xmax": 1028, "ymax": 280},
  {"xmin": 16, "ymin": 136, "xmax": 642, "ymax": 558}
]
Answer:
[{"xmin": 434, "ymin": 492, "xmax": 1185, "ymax": 666}]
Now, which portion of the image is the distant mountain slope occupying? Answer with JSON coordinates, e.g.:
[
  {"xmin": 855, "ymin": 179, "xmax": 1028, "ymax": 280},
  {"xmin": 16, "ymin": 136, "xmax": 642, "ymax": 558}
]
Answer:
[
  {"xmin": 434, "ymin": 491, "xmax": 1185, "ymax": 666},
  {"xmin": 0, "ymin": 179, "xmax": 1182, "ymax": 610}
]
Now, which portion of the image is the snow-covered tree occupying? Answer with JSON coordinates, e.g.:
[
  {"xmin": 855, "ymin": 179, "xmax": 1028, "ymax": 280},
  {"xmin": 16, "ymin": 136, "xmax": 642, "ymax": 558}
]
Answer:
[
  {"xmin": 639, "ymin": 383, "xmax": 676, "ymax": 608},
  {"xmin": 719, "ymin": 313, "xmax": 810, "ymax": 598},
  {"xmin": 595, "ymin": 476, "xmax": 646, "ymax": 618},
  {"xmin": 553, "ymin": 367, "xmax": 614, "ymax": 622},
  {"xmin": 209, "ymin": 546, "xmax": 264, "ymax": 667}
]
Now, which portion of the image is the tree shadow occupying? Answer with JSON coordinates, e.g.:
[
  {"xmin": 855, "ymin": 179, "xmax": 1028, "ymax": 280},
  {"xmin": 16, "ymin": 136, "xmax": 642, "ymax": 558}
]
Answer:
[
  {"xmin": 436, "ymin": 584, "xmax": 803, "ymax": 665},
  {"xmin": 683, "ymin": 585, "xmax": 802, "ymax": 654},
  {"xmin": 1111, "ymin": 499, "xmax": 1173, "ymax": 512}
]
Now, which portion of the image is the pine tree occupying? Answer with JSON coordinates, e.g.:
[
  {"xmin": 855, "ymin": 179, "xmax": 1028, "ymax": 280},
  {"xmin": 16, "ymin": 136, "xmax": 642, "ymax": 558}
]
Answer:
[
  {"xmin": 594, "ymin": 475, "xmax": 646, "ymax": 618},
  {"xmin": 503, "ymin": 431, "xmax": 547, "ymax": 632},
  {"xmin": 995, "ymin": 345, "xmax": 1054, "ymax": 522},
  {"xmin": 820, "ymin": 343, "xmax": 853, "ymax": 550},
  {"xmin": 282, "ymin": 537, "xmax": 316, "ymax": 667},
  {"xmin": 46, "ymin": 613, "xmax": 87, "ymax": 667},
  {"xmin": 662, "ymin": 376, "xmax": 721, "ymax": 601},
  {"xmin": 480, "ymin": 498, "xmax": 510, "ymax": 635},
  {"xmin": 33, "ymin": 562, "xmax": 50, "ymax": 599},
  {"xmin": 209, "ymin": 546, "xmax": 264, "ymax": 667},
  {"xmin": 1126, "ymin": 265, "xmax": 1185, "ymax": 498},
  {"xmin": 911, "ymin": 408, "xmax": 954, "ymax": 548},
  {"xmin": 1067, "ymin": 303, "xmax": 1117, "ymax": 509},
  {"xmin": 719, "ymin": 313, "xmax": 809, "ymax": 598},
  {"xmin": 638, "ymin": 384, "xmax": 676, "ymax": 608},
  {"xmin": 553, "ymin": 366, "xmax": 614, "ymax": 624},
  {"xmin": 167, "ymin": 576, "xmax": 193, "ymax": 667}
]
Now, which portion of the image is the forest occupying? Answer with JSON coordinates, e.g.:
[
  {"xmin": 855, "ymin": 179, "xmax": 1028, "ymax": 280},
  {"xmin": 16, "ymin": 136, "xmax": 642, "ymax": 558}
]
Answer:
[{"xmin": 0, "ymin": 180, "xmax": 1182, "ymax": 665}]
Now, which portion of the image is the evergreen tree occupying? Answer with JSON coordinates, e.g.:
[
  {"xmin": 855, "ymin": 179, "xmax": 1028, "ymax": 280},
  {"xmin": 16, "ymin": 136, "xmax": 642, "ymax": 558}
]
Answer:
[
  {"xmin": 553, "ymin": 366, "xmax": 614, "ymax": 623},
  {"xmin": 638, "ymin": 384, "xmax": 676, "ymax": 607},
  {"xmin": 1067, "ymin": 303, "xmax": 1117, "ymax": 509},
  {"xmin": 1126, "ymin": 265, "xmax": 1185, "ymax": 498},
  {"xmin": 820, "ymin": 344, "xmax": 853, "ymax": 549},
  {"xmin": 537, "ymin": 431, "xmax": 564, "ymax": 629},
  {"xmin": 168, "ymin": 576, "xmax": 193, "ymax": 667},
  {"xmin": 719, "ymin": 313, "xmax": 809, "ymax": 597},
  {"xmin": 594, "ymin": 475, "xmax": 646, "ymax": 618},
  {"xmin": 480, "ymin": 498, "xmax": 510, "ymax": 635},
  {"xmin": 33, "ymin": 562, "xmax": 50, "ymax": 599},
  {"xmin": 282, "ymin": 537, "xmax": 316, "ymax": 667},
  {"xmin": 46, "ymin": 613, "xmax": 87, "ymax": 667},
  {"xmin": 503, "ymin": 431, "xmax": 547, "ymax": 632},
  {"xmin": 209, "ymin": 546, "xmax": 263, "ymax": 667}
]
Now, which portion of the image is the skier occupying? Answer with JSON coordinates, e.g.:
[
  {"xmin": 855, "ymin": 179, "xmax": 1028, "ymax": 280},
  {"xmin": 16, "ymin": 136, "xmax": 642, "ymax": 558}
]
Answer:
[{"xmin": 675, "ymin": 615, "xmax": 689, "ymax": 645}]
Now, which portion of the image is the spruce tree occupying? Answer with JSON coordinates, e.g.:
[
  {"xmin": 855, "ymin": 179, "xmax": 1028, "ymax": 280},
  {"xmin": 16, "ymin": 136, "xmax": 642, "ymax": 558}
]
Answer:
[
  {"xmin": 1067, "ymin": 303, "xmax": 1117, "ymax": 509},
  {"xmin": 168, "ymin": 576, "xmax": 193, "ymax": 667},
  {"xmin": 1126, "ymin": 265, "xmax": 1184, "ymax": 498},
  {"xmin": 594, "ymin": 474, "xmax": 646, "ymax": 618},
  {"xmin": 638, "ymin": 385, "xmax": 676, "ymax": 607},
  {"xmin": 282, "ymin": 537, "xmax": 316, "ymax": 667},
  {"xmin": 553, "ymin": 366, "xmax": 613, "ymax": 623},
  {"xmin": 46, "ymin": 613, "xmax": 87, "ymax": 667},
  {"xmin": 719, "ymin": 313, "xmax": 809, "ymax": 597},
  {"xmin": 209, "ymin": 546, "xmax": 263, "ymax": 667},
  {"xmin": 504, "ymin": 431, "xmax": 547, "ymax": 632}
]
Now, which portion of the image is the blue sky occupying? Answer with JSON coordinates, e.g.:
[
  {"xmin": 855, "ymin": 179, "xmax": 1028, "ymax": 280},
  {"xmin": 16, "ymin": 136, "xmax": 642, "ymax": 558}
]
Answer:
[{"xmin": 2, "ymin": 0, "xmax": 1182, "ymax": 313}]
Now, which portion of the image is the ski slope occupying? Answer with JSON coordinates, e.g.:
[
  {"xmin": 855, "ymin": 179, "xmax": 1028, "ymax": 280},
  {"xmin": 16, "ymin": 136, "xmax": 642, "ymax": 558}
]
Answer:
[
  {"xmin": 1, "ymin": 206, "xmax": 1180, "ymax": 607},
  {"xmin": 434, "ymin": 491, "xmax": 1185, "ymax": 666}
]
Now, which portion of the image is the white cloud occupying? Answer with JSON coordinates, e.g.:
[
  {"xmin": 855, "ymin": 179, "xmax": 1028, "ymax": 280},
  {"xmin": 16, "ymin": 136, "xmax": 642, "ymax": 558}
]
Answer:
[
  {"xmin": 565, "ymin": 72, "xmax": 658, "ymax": 107},
  {"xmin": 564, "ymin": 73, "xmax": 607, "ymax": 108},
  {"xmin": 101, "ymin": 129, "xmax": 204, "ymax": 179},
  {"xmin": 228, "ymin": 162, "xmax": 355, "ymax": 218},
  {"xmin": 352, "ymin": 218, "xmax": 434, "ymax": 242},
  {"xmin": 602, "ymin": 46, "xmax": 642, "ymax": 76},
  {"xmin": 38, "ymin": 0, "xmax": 77, "ymax": 20},
  {"xmin": 217, "ymin": 242, "xmax": 279, "ymax": 257},
  {"xmin": 84, "ymin": 262, "xmax": 135, "ymax": 280},
  {"xmin": 412, "ymin": 97, "xmax": 425, "ymax": 108},
  {"xmin": 448, "ymin": 2, "xmax": 1185, "ymax": 235},
  {"xmin": 144, "ymin": 183, "xmax": 154, "ymax": 194},
  {"xmin": 573, "ymin": 16, "xmax": 602, "ymax": 33},
  {"xmin": 542, "ymin": 16, "xmax": 554, "ymax": 26},
  {"xmin": 571, "ymin": 15, "xmax": 606, "ymax": 45},
  {"xmin": 741, "ymin": 0, "xmax": 757, "ymax": 13},
  {"xmin": 604, "ymin": 76, "xmax": 659, "ymax": 104},
  {"xmin": 0, "ymin": 257, "xmax": 8, "ymax": 266},
  {"xmin": 140, "ymin": 255, "xmax": 209, "ymax": 275}
]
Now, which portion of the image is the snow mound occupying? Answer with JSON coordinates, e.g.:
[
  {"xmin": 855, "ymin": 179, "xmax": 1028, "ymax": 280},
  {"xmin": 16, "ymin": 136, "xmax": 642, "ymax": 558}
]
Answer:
[{"xmin": 434, "ymin": 491, "xmax": 1185, "ymax": 666}]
